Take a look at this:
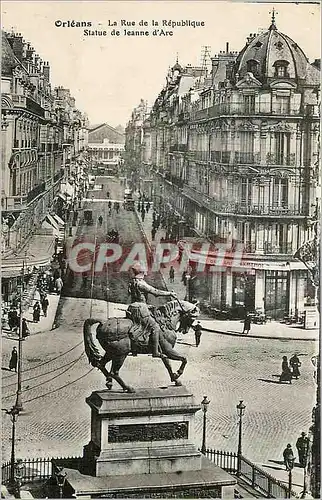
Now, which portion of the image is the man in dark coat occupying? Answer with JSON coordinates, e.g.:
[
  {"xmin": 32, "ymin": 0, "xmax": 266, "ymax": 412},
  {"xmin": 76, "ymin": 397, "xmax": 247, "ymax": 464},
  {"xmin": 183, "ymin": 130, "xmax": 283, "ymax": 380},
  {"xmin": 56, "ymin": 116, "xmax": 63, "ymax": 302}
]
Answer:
[
  {"xmin": 41, "ymin": 296, "xmax": 49, "ymax": 317},
  {"xmin": 33, "ymin": 301, "xmax": 41, "ymax": 322},
  {"xmin": 283, "ymin": 444, "xmax": 295, "ymax": 471},
  {"xmin": 290, "ymin": 354, "xmax": 301, "ymax": 379},
  {"xmin": 193, "ymin": 321, "xmax": 203, "ymax": 346},
  {"xmin": 242, "ymin": 314, "xmax": 251, "ymax": 334},
  {"xmin": 9, "ymin": 347, "xmax": 18, "ymax": 372},
  {"xmin": 22, "ymin": 318, "xmax": 30, "ymax": 338},
  {"xmin": 296, "ymin": 432, "xmax": 309, "ymax": 467}
]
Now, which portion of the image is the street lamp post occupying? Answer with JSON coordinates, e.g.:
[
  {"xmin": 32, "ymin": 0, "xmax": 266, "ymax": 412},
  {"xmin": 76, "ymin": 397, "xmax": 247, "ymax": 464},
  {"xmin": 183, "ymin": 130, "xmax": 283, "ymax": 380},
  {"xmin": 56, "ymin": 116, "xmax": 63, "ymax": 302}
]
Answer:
[
  {"xmin": 201, "ymin": 395, "xmax": 210, "ymax": 454},
  {"xmin": 288, "ymin": 462, "xmax": 294, "ymax": 498},
  {"xmin": 7, "ymin": 406, "xmax": 20, "ymax": 488},
  {"xmin": 236, "ymin": 400, "xmax": 246, "ymax": 476},
  {"xmin": 55, "ymin": 467, "xmax": 67, "ymax": 499}
]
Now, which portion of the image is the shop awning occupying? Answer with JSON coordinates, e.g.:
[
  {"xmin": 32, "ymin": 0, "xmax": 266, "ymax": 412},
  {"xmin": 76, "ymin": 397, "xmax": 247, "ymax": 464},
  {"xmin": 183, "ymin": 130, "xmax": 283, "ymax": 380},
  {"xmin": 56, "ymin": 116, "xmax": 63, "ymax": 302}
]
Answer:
[
  {"xmin": 46, "ymin": 214, "xmax": 60, "ymax": 231},
  {"xmin": 52, "ymin": 214, "xmax": 65, "ymax": 227}
]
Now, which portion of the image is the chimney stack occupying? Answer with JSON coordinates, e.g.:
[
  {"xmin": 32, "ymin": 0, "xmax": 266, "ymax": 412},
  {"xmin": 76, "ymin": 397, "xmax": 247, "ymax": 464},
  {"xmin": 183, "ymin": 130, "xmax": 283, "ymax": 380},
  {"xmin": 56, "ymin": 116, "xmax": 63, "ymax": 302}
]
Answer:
[
  {"xmin": 226, "ymin": 42, "xmax": 229, "ymax": 53},
  {"xmin": 43, "ymin": 61, "xmax": 50, "ymax": 81},
  {"xmin": 11, "ymin": 33, "xmax": 24, "ymax": 60}
]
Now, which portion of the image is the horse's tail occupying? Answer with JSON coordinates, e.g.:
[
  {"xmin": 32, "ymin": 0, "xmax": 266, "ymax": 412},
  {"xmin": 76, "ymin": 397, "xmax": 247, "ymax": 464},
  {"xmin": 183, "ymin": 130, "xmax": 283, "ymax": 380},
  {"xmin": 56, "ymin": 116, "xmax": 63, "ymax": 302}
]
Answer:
[{"xmin": 83, "ymin": 318, "xmax": 103, "ymax": 367}]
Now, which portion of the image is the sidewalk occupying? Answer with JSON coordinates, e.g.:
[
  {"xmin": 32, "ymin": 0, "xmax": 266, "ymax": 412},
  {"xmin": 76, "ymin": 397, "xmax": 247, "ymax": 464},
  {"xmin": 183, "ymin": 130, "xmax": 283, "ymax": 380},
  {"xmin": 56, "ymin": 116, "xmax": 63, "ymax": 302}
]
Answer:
[
  {"xmin": 136, "ymin": 206, "xmax": 319, "ymax": 343},
  {"xmin": 2, "ymin": 291, "xmax": 60, "ymax": 341}
]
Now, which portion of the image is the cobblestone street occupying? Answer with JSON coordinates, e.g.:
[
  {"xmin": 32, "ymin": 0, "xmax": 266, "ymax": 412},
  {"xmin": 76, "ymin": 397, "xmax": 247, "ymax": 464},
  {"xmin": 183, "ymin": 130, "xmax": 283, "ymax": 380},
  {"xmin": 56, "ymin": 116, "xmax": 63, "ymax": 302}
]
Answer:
[{"xmin": 1, "ymin": 179, "xmax": 318, "ymax": 495}]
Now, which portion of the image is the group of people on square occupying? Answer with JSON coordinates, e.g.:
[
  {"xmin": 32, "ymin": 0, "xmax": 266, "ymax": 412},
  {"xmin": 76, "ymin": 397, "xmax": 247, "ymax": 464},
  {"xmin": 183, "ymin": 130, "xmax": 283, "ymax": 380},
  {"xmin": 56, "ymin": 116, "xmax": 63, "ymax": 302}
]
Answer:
[
  {"xmin": 279, "ymin": 354, "xmax": 301, "ymax": 384},
  {"xmin": 283, "ymin": 431, "xmax": 310, "ymax": 471}
]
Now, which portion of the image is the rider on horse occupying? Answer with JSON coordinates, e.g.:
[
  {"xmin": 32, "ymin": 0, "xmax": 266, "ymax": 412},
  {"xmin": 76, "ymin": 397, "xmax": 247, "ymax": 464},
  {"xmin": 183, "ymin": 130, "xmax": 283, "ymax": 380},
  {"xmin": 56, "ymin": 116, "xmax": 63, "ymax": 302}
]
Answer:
[{"xmin": 127, "ymin": 262, "xmax": 176, "ymax": 358}]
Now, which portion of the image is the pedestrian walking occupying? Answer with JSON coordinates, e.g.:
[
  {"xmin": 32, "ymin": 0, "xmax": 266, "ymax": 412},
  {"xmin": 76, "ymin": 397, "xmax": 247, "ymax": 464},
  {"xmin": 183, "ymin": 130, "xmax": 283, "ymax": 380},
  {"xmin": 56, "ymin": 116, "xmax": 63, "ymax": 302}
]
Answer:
[
  {"xmin": 151, "ymin": 228, "xmax": 156, "ymax": 241},
  {"xmin": 9, "ymin": 347, "xmax": 18, "ymax": 372},
  {"xmin": 181, "ymin": 270, "xmax": 187, "ymax": 286},
  {"xmin": 21, "ymin": 318, "xmax": 30, "ymax": 338},
  {"xmin": 296, "ymin": 432, "xmax": 309, "ymax": 467},
  {"xmin": 41, "ymin": 296, "xmax": 49, "ymax": 317},
  {"xmin": 141, "ymin": 208, "xmax": 146, "ymax": 222},
  {"xmin": 242, "ymin": 314, "xmax": 251, "ymax": 334},
  {"xmin": 193, "ymin": 321, "xmax": 203, "ymax": 346},
  {"xmin": 33, "ymin": 301, "xmax": 41, "ymax": 323},
  {"xmin": 279, "ymin": 356, "xmax": 292, "ymax": 384},
  {"xmin": 8, "ymin": 307, "xmax": 18, "ymax": 332},
  {"xmin": 98, "ymin": 215, "xmax": 103, "ymax": 226},
  {"xmin": 169, "ymin": 266, "xmax": 175, "ymax": 283},
  {"xmin": 54, "ymin": 237, "xmax": 59, "ymax": 257},
  {"xmin": 55, "ymin": 277, "xmax": 63, "ymax": 294},
  {"xmin": 283, "ymin": 444, "xmax": 295, "ymax": 471},
  {"xmin": 146, "ymin": 202, "xmax": 151, "ymax": 213},
  {"xmin": 290, "ymin": 353, "xmax": 301, "ymax": 379},
  {"xmin": 106, "ymin": 191, "xmax": 110, "ymax": 198}
]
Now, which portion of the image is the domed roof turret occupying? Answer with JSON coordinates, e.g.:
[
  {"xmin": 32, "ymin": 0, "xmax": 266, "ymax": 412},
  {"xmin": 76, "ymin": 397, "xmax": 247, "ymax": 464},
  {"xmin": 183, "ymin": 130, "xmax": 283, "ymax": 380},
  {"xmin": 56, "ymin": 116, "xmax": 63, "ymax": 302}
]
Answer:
[
  {"xmin": 234, "ymin": 12, "xmax": 309, "ymax": 84},
  {"xmin": 172, "ymin": 55, "xmax": 183, "ymax": 74}
]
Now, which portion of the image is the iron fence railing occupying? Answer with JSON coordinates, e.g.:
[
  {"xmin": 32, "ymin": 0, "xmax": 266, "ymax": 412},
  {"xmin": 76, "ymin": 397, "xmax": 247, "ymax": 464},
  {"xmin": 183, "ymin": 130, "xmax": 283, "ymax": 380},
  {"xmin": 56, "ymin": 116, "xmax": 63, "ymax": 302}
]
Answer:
[
  {"xmin": 203, "ymin": 449, "xmax": 293, "ymax": 498},
  {"xmin": 1, "ymin": 456, "xmax": 82, "ymax": 485}
]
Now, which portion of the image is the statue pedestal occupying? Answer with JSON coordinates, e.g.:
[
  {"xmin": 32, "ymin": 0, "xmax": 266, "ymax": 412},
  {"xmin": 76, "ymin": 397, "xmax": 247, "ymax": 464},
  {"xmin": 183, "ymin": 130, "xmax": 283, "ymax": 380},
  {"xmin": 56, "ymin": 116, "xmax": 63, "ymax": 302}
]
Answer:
[
  {"xmin": 83, "ymin": 386, "xmax": 201, "ymax": 476},
  {"xmin": 63, "ymin": 386, "xmax": 237, "ymax": 498}
]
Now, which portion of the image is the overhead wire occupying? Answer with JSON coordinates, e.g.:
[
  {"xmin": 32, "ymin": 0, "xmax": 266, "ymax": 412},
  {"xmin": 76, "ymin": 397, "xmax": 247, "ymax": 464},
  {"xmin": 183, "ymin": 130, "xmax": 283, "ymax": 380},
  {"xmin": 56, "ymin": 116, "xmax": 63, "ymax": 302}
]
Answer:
[
  {"xmin": 2, "ymin": 340, "xmax": 84, "ymax": 381},
  {"xmin": 23, "ymin": 367, "xmax": 96, "ymax": 405},
  {"xmin": 2, "ymin": 352, "xmax": 85, "ymax": 399},
  {"xmin": 2, "ymin": 351, "xmax": 85, "ymax": 389}
]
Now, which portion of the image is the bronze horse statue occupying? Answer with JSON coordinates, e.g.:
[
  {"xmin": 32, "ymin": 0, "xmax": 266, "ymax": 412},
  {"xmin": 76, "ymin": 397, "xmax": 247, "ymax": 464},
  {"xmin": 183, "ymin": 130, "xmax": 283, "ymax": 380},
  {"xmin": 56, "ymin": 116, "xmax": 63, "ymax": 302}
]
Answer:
[{"xmin": 83, "ymin": 299, "xmax": 199, "ymax": 393}]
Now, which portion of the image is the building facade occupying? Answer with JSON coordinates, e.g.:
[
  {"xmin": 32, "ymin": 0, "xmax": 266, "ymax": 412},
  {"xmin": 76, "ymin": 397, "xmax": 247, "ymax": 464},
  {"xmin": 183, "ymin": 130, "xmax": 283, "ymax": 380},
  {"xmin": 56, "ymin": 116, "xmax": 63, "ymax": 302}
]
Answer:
[
  {"xmin": 126, "ymin": 18, "xmax": 320, "ymax": 319},
  {"xmin": 1, "ymin": 31, "xmax": 88, "ymax": 255},
  {"xmin": 1, "ymin": 30, "xmax": 89, "ymax": 302},
  {"xmin": 87, "ymin": 123, "xmax": 124, "ymax": 175}
]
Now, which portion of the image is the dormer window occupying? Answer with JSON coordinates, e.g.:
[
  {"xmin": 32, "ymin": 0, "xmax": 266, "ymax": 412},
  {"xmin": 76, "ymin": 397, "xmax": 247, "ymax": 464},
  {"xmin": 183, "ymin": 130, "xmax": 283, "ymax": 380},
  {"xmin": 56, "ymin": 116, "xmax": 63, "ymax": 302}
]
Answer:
[
  {"xmin": 246, "ymin": 59, "xmax": 259, "ymax": 75},
  {"xmin": 273, "ymin": 60, "xmax": 289, "ymax": 78}
]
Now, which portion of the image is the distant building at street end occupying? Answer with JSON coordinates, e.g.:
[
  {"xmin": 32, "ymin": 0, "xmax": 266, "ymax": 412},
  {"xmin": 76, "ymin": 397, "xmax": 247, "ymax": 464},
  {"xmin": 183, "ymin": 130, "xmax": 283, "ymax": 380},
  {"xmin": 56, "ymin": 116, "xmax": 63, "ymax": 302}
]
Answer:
[
  {"xmin": 126, "ymin": 17, "xmax": 320, "ymax": 321},
  {"xmin": 87, "ymin": 123, "xmax": 125, "ymax": 176}
]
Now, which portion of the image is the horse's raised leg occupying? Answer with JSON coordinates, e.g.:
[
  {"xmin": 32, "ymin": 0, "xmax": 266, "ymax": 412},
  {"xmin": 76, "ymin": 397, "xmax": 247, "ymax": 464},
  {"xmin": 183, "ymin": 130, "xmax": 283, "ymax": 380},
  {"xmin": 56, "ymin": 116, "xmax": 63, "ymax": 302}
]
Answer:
[
  {"xmin": 160, "ymin": 343, "xmax": 187, "ymax": 382},
  {"xmin": 97, "ymin": 353, "xmax": 133, "ymax": 393},
  {"xmin": 111, "ymin": 356, "xmax": 135, "ymax": 393}
]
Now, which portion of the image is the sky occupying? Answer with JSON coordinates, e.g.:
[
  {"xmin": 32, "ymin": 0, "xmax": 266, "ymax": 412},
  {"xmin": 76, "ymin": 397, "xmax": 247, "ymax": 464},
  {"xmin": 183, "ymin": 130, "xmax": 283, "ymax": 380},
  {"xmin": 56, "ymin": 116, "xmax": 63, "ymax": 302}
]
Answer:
[{"xmin": 1, "ymin": 1, "xmax": 320, "ymax": 128}]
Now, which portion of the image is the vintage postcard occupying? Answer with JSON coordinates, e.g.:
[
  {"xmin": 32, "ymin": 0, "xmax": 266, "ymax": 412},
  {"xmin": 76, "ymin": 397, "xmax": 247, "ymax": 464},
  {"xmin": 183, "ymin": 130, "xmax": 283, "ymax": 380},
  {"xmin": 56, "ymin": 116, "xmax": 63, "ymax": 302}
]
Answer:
[{"xmin": 1, "ymin": 1, "xmax": 320, "ymax": 498}]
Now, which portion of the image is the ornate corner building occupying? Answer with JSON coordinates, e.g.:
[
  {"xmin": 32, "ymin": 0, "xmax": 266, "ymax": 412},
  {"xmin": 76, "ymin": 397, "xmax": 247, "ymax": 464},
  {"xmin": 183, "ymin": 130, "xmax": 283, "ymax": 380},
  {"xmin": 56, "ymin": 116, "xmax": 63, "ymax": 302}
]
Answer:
[{"xmin": 126, "ymin": 17, "xmax": 320, "ymax": 321}]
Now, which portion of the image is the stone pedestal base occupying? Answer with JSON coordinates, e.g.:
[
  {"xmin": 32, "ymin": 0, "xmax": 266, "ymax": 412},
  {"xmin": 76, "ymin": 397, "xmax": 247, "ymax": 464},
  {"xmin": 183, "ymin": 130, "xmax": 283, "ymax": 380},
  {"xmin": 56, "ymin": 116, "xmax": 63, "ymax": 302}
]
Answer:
[
  {"xmin": 83, "ymin": 386, "xmax": 202, "ymax": 477},
  {"xmin": 64, "ymin": 458, "xmax": 236, "ymax": 499}
]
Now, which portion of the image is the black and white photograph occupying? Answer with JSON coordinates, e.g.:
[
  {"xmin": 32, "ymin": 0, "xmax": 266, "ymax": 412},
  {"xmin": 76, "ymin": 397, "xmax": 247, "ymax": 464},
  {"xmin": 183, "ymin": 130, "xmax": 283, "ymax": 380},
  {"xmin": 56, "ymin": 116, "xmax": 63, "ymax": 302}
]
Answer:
[{"xmin": 1, "ymin": 1, "xmax": 320, "ymax": 498}]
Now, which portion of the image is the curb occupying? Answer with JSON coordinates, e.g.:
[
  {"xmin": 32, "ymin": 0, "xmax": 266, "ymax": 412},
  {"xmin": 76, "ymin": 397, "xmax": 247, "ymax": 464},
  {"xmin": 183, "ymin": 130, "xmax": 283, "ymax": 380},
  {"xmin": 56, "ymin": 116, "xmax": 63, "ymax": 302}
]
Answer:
[{"xmin": 201, "ymin": 326, "xmax": 317, "ymax": 342}]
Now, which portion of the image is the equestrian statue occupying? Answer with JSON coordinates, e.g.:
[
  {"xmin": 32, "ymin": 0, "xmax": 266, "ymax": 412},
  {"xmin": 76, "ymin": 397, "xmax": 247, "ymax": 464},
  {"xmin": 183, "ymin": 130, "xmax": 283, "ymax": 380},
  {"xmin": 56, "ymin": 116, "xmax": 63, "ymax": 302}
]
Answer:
[{"xmin": 83, "ymin": 262, "xmax": 200, "ymax": 392}]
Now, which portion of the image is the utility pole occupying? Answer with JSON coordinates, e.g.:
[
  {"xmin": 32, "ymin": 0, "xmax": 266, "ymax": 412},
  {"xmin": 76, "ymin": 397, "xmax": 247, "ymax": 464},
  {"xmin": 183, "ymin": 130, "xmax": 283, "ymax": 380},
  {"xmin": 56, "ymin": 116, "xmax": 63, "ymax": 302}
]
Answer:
[{"xmin": 15, "ymin": 260, "xmax": 25, "ymax": 412}]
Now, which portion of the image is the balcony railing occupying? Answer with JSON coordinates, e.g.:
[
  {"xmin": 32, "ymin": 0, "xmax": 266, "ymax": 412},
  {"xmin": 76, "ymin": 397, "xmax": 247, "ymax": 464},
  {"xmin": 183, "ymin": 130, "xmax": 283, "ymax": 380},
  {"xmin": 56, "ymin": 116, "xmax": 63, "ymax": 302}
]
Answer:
[
  {"xmin": 192, "ymin": 101, "xmax": 303, "ymax": 120},
  {"xmin": 263, "ymin": 242, "xmax": 293, "ymax": 254},
  {"xmin": 1, "ymin": 195, "xmax": 27, "ymax": 211},
  {"xmin": 183, "ymin": 186, "xmax": 303, "ymax": 216},
  {"xmin": 169, "ymin": 144, "xmax": 188, "ymax": 153},
  {"xmin": 12, "ymin": 94, "xmax": 45, "ymax": 117}
]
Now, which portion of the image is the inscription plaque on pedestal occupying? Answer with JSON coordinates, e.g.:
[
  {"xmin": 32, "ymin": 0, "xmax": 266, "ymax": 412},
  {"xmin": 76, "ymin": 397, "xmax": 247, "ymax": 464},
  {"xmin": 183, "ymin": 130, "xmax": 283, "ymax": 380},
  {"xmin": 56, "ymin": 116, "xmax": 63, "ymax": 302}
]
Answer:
[{"xmin": 108, "ymin": 422, "xmax": 189, "ymax": 443}]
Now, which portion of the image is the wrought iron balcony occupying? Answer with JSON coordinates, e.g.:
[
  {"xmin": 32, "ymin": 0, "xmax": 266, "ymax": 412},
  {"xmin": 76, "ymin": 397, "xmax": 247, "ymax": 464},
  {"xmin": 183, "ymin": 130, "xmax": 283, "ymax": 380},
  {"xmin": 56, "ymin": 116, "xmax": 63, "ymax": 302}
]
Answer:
[
  {"xmin": 263, "ymin": 242, "xmax": 294, "ymax": 254},
  {"xmin": 192, "ymin": 102, "xmax": 302, "ymax": 119},
  {"xmin": 12, "ymin": 94, "xmax": 45, "ymax": 117}
]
